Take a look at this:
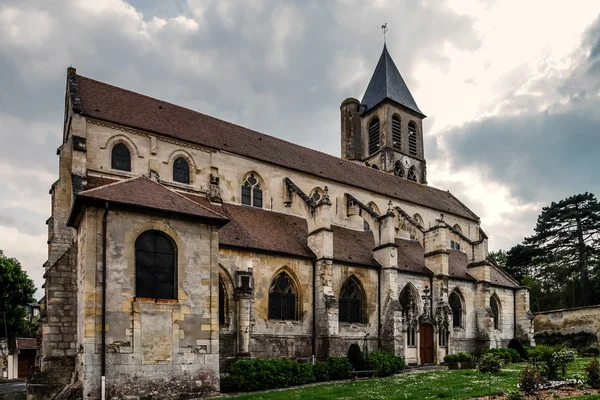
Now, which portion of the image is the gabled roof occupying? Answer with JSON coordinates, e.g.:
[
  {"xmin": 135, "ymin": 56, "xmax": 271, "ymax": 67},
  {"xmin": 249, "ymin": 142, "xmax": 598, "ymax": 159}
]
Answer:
[
  {"xmin": 67, "ymin": 176, "xmax": 229, "ymax": 226},
  {"xmin": 70, "ymin": 72, "xmax": 478, "ymax": 221},
  {"xmin": 361, "ymin": 45, "xmax": 424, "ymax": 116},
  {"xmin": 15, "ymin": 338, "xmax": 36, "ymax": 350}
]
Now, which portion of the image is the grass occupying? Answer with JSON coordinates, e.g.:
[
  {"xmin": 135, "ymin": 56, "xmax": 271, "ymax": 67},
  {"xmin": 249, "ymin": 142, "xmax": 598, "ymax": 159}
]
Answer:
[{"xmin": 226, "ymin": 358, "xmax": 598, "ymax": 400}]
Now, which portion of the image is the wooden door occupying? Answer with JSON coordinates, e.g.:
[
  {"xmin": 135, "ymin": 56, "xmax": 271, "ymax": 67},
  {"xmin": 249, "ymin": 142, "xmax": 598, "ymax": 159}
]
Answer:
[
  {"xmin": 18, "ymin": 358, "xmax": 30, "ymax": 378},
  {"xmin": 419, "ymin": 324, "xmax": 434, "ymax": 364}
]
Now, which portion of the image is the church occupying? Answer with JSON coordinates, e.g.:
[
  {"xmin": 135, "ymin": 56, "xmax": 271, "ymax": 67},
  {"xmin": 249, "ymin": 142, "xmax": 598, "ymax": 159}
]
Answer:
[{"xmin": 33, "ymin": 45, "xmax": 534, "ymax": 398}]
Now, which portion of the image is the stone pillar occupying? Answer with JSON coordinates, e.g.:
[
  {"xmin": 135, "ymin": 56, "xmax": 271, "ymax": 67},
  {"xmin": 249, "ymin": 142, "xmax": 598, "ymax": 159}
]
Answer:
[
  {"xmin": 234, "ymin": 271, "xmax": 253, "ymax": 358},
  {"xmin": 515, "ymin": 287, "xmax": 535, "ymax": 345},
  {"xmin": 474, "ymin": 282, "xmax": 492, "ymax": 351},
  {"xmin": 423, "ymin": 219, "xmax": 449, "ymax": 276}
]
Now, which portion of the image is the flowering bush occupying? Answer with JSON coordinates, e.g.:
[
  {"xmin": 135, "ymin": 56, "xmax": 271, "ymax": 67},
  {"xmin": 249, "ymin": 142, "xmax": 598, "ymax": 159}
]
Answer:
[
  {"xmin": 532, "ymin": 344, "xmax": 576, "ymax": 380},
  {"xmin": 553, "ymin": 348, "xmax": 577, "ymax": 379},
  {"xmin": 518, "ymin": 365, "xmax": 543, "ymax": 394}
]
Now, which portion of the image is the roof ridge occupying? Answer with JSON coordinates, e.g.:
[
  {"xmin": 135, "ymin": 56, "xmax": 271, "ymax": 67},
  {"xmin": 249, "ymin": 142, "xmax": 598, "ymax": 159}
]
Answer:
[
  {"xmin": 78, "ymin": 175, "xmax": 146, "ymax": 195},
  {"xmin": 169, "ymin": 187, "xmax": 229, "ymax": 219}
]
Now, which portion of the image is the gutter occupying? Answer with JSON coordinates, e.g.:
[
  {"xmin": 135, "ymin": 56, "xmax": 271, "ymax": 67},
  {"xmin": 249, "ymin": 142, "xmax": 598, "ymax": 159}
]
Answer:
[{"xmin": 101, "ymin": 202, "xmax": 109, "ymax": 400}]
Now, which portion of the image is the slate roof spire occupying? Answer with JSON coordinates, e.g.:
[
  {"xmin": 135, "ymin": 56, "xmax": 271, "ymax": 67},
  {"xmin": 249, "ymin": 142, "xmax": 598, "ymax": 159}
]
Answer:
[{"xmin": 361, "ymin": 44, "xmax": 425, "ymax": 116}]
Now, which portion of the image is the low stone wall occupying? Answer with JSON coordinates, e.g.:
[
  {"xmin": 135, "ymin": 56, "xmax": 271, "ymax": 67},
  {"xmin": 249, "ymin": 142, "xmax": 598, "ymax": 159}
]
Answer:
[{"xmin": 533, "ymin": 305, "xmax": 600, "ymax": 349}]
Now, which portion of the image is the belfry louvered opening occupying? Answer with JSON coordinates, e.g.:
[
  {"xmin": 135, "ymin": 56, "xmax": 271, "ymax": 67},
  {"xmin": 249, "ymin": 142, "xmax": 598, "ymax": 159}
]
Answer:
[
  {"xmin": 392, "ymin": 115, "xmax": 402, "ymax": 151},
  {"xmin": 368, "ymin": 117, "xmax": 380, "ymax": 155},
  {"xmin": 408, "ymin": 121, "xmax": 417, "ymax": 156}
]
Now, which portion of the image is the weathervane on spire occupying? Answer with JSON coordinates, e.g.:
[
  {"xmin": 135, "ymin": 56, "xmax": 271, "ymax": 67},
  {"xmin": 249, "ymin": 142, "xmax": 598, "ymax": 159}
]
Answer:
[{"xmin": 381, "ymin": 23, "xmax": 388, "ymax": 45}]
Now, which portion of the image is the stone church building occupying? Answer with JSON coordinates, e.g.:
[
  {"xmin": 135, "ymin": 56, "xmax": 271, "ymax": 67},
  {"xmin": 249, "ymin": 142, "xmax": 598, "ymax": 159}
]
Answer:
[{"xmin": 33, "ymin": 45, "xmax": 534, "ymax": 398}]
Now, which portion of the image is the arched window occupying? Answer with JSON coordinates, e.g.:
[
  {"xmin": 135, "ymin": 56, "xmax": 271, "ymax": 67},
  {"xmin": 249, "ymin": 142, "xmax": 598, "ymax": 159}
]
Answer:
[
  {"xmin": 310, "ymin": 188, "xmax": 323, "ymax": 203},
  {"xmin": 268, "ymin": 271, "xmax": 298, "ymax": 320},
  {"xmin": 490, "ymin": 295, "xmax": 501, "ymax": 330},
  {"xmin": 392, "ymin": 115, "xmax": 402, "ymax": 151},
  {"xmin": 399, "ymin": 284, "xmax": 419, "ymax": 346},
  {"xmin": 368, "ymin": 117, "xmax": 380, "ymax": 155},
  {"xmin": 394, "ymin": 161, "xmax": 404, "ymax": 178},
  {"xmin": 408, "ymin": 121, "xmax": 417, "ymax": 156},
  {"xmin": 135, "ymin": 231, "xmax": 176, "ymax": 299},
  {"xmin": 339, "ymin": 277, "xmax": 365, "ymax": 324},
  {"xmin": 407, "ymin": 166, "xmax": 417, "ymax": 182},
  {"xmin": 449, "ymin": 291, "xmax": 463, "ymax": 328},
  {"xmin": 241, "ymin": 173, "xmax": 263, "ymax": 208},
  {"xmin": 111, "ymin": 143, "xmax": 131, "ymax": 172},
  {"xmin": 173, "ymin": 157, "xmax": 190, "ymax": 184},
  {"xmin": 219, "ymin": 278, "xmax": 227, "ymax": 327}
]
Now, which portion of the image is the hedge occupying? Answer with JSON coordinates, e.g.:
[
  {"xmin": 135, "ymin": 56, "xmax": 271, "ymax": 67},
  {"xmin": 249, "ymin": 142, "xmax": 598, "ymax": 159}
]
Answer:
[{"xmin": 365, "ymin": 350, "xmax": 405, "ymax": 377}]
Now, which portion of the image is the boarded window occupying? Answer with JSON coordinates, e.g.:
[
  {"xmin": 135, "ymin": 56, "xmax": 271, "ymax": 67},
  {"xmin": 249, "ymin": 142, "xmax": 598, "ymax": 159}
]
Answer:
[
  {"xmin": 111, "ymin": 143, "xmax": 131, "ymax": 172},
  {"xmin": 392, "ymin": 115, "xmax": 402, "ymax": 151},
  {"xmin": 408, "ymin": 121, "xmax": 417, "ymax": 156},
  {"xmin": 241, "ymin": 173, "xmax": 263, "ymax": 208},
  {"xmin": 368, "ymin": 117, "xmax": 380, "ymax": 155},
  {"xmin": 173, "ymin": 157, "xmax": 190, "ymax": 184},
  {"xmin": 449, "ymin": 292, "xmax": 462, "ymax": 328},
  {"xmin": 339, "ymin": 277, "xmax": 364, "ymax": 324},
  {"xmin": 135, "ymin": 231, "xmax": 176, "ymax": 299},
  {"xmin": 268, "ymin": 272, "xmax": 297, "ymax": 320}
]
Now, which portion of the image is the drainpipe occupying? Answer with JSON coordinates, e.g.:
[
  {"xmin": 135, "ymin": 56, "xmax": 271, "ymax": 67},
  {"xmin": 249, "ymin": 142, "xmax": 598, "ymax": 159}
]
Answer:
[
  {"xmin": 377, "ymin": 267, "xmax": 381, "ymax": 349},
  {"xmin": 513, "ymin": 290, "xmax": 517, "ymax": 339},
  {"xmin": 101, "ymin": 202, "xmax": 109, "ymax": 400},
  {"xmin": 311, "ymin": 259, "xmax": 316, "ymax": 362}
]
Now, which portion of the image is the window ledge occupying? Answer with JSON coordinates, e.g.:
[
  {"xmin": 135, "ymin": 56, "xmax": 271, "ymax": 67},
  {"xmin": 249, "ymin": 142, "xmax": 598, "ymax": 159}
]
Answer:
[{"xmin": 134, "ymin": 297, "xmax": 179, "ymax": 304}]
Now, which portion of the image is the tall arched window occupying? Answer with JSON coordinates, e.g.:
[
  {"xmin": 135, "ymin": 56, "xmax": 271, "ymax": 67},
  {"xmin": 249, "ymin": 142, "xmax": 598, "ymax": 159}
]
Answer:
[
  {"xmin": 399, "ymin": 284, "xmax": 419, "ymax": 346},
  {"xmin": 408, "ymin": 121, "xmax": 417, "ymax": 156},
  {"xmin": 219, "ymin": 278, "xmax": 227, "ymax": 327},
  {"xmin": 394, "ymin": 161, "xmax": 405, "ymax": 178},
  {"xmin": 368, "ymin": 117, "xmax": 380, "ymax": 155},
  {"xmin": 173, "ymin": 157, "xmax": 190, "ymax": 184},
  {"xmin": 490, "ymin": 295, "xmax": 501, "ymax": 330},
  {"xmin": 339, "ymin": 277, "xmax": 365, "ymax": 324},
  {"xmin": 392, "ymin": 115, "xmax": 402, "ymax": 151},
  {"xmin": 111, "ymin": 143, "xmax": 131, "ymax": 172},
  {"xmin": 241, "ymin": 173, "xmax": 263, "ymax": 208},
  {"xmin": 268, "ymin": 271, "xmax": 298, "ymax": 320},
  {"xmin": 407, "ymin": 166, "xmax": 417, "ymax": 182},
  {"xmin": 135, "ymin": 231, "xmax": 176, "ymax": 299},
  {"xmin": 449, "ymin": 291, "xmax": 463, "ymax": 328}
]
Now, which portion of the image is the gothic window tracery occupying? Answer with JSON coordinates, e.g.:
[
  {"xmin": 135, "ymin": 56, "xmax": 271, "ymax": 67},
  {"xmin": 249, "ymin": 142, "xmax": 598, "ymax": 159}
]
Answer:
[
  {"xmin": 394, "ymin": 161, "xmax": 405, "ymax": 178},
  {"xmin": 241, "ymin": 173, "xmax": 263, "ymax": 208},
  {"xmin": 339, "ymin": 277, "xmax": 365, "ymax": 324},
  {"xmin": 111, "ymin": 143, "xmax": 131, "ymax": 172},
  {"xmin": 407, "ymin": 166, "xmax": 417, "ymax": 182},
  {"xmin": 449, "ymin": 291, "xmax": 463, "ymax": 328},
  {"xmin": 368, "ymin": 117, "xmax": 380, "ymax": 155},
  {"xmin": 173, "ymin": 157, "xmax": 190, "ymax": 184},
  {"xmin": 392, "ymin": 115, "xmax": 402, "ymax": 151},
  {"xmin": 135, "ymin": 230, "xmax": 176, "ymax": 299},
  {"xmin": 408, "ymin": 121, "xmax": 417, "ymax": 156},
  {"xmin": 268, "ymin": 272, "xmax": 298, "ymax": 321}
]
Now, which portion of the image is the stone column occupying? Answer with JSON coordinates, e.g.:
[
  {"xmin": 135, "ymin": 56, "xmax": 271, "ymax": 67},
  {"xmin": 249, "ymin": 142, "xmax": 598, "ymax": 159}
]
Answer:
[
  {"xmin": 234, "ymin": 272, "xmax": 253, "ymax": 358},
  {"xmin": 515, "ymin": 287, "xmax": 535, "ymax": 345}
]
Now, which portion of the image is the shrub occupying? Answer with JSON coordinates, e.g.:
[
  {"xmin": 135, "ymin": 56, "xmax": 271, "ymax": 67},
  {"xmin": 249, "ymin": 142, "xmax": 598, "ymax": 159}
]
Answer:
[
  {"xmin": 327, "ymin": 356, "xmax": 352, "ymax": 380},
  {"xmin": 444, "ymin": 354, "xmax": 457, "ymax": 363},
  {"xmin": 584, "ymin": 358, "xmax": 600, "ymax": 389},
  {"xmin": 365, "ymin": 350, "xmax": 405, "ymax": 377},
  {"xmin": 506, "ymin": 348, "xmax": 522, "ymax": 363},
  {"xmin": 509, "ymin": 338, "xmax": 529, "ymax": 361},
  {"xmin": 228, "ymin": 358, "xmax": 316, "ymax": 391},
  {"xmin": 534, "ymin": 331, "xmax": 597, "ymax": 352},
  {"xmin": 458, "ymin": 352, "xmax": 472, "ymax": 363},
  {"xmin": 313, "ymin": 361, "xmax": 330, "ymax": 382},
  {"xmin": 505, "ymin": 390, "xmax": 524, "ymax": 400},
  {"xmin": 586, "ymin": 346, "xmax": 600, "ymax": 357},
  {"xmin": 347, "ymin": 343, "xmax": 364, "ymax": 371},
  {"xmin": 533, "ymin": 344, "xmax": 577, "ymax": 380},
  {"xmin": 292, "ymin": 362, "xmax": 315, "ymax": 386},
  {"xmin": 519, "ymin": 366, "xmax": 543, "ymax": 395},
  {"xmin": 477, "ymin": 354, "xmax": 503, "ymax": 398}
]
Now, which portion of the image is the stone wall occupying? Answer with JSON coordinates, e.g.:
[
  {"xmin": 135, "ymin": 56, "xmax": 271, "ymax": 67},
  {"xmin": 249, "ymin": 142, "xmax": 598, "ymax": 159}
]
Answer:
[{"xmin": 534, "ymin": 305, "xmax": 600, "ymax": 347}]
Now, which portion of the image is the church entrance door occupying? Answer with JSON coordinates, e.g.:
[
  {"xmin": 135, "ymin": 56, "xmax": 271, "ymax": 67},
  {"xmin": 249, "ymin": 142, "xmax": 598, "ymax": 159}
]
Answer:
[{"xmin": 419, "ymin": 323, "xmax": 434, "ymax": 364}]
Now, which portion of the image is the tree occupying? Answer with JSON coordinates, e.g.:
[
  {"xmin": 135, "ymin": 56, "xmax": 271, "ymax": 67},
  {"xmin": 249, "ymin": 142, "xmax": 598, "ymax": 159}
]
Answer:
[
  {"xmin": 525, "ymin": 193, "xmax": 600, "ymax": 307},
  {"xmin": 0, "ymin": 250, "xmax": 37, "ymax": 338},
  {"xmin": 488, "ymin": 250, "xmax": 507, "ymax": 269}
]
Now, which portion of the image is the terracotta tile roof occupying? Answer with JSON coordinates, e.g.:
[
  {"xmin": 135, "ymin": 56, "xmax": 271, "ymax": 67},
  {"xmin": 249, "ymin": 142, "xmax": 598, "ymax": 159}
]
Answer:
[
  {"xmin": 73, "ymin": 73, "xmax": 479, "ymax": 222},
  {"xmin": 395, "ymin": 238, "xmax": 433, "ymax": 275},
  {"xmin": 448, "ymin": 250, "xmax": 476, "ymax": 281},
  {"xmin": 85, "ymin": 175, "xmax": 119, "ymax": 190},
  {"xmin": 15, "ymin": 338, "xmax": 36, "ymax": 350},
  {"xmin": 489, "ymin": 266, "xmax": 518, "ymax": 288},
  {"xmin": 69, "ymin": 176, "xmax": 229, "ymax": 225}
]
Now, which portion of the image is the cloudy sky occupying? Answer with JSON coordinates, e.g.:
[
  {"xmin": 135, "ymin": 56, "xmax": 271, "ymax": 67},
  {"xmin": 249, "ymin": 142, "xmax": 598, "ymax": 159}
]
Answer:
[{"xmin": 2, "ymin": 0, "xmax": 600, "ymax": 298}]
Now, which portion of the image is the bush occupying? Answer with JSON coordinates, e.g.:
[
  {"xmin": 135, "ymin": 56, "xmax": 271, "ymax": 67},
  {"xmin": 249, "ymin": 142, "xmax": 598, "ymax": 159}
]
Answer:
[
  {"xmin": 327, "ymin": 356, "xmax": 352, "ymax": 380},
  {"xmin": 444, "ymin": 354, "xmax": 457, "ymax": 363},
  {"xmin": 228, "ymin": 358, "xmax": 316, "ymax": 391},
  {"xmin": 505, "ymin": 390, "xmax": 524, "ymax": 400},
  {"xmin": 532, "ymin": 344, "xmax": 577, "ymax": 380},
  {"xmin": 347, "ymin": 343, "xmax": 364, "ymax": 371},
  {"xmin": 458, "ymin": 352, "xmax": 472, "ymax": 363},
  {"xmin": 477, "ymin": 354, "xmax": 503, "ymax": 398},
  {"xmin": 519, "ymin": 366, "xmax": 543, "ymax": 395},
  {"xmin": 509, "ymin": 338, "xmax": 529, "ymax": 361},
  {"xmin": 483, "ymin": 348, "xmax": 515, "ymax": 363},
  {"xmin": 313, "ymin": 361, "xmax": 330, "ymax": 382},
  {"xmin": 585, "ymin": 358, "xmax": 600, "ymax": 389},
  {"xmin": 586, "ymin": 346, "xmax": 600, "ymax": 357},
  {"xmin": 365, "ymin": 350, "xmax": 405, "ymax": 377},
  {"xmin": 506, "ymin": 348, "xmax": 522, "ymax": 363},
  {"xmin": 292, "ymin": 362, "xmax": 315, "ymax": 386}
]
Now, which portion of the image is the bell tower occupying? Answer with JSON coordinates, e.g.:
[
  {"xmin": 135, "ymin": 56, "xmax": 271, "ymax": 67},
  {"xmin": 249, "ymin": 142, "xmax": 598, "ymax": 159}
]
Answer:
[{"xmin": 340, "ymin": 45, "xmax": 427, "ymax": 184}]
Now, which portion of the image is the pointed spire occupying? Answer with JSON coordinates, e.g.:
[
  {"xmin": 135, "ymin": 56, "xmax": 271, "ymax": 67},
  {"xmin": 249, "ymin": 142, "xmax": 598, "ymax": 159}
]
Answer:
[{"xmin": 361, "ymin": 45, "xmax": 425, "ymax": 117}]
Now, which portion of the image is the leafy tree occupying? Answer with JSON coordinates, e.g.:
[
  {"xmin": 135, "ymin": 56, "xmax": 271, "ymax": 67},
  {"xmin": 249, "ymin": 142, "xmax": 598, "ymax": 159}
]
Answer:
[
  {"xmin": 488, "ymin": 250, "xmax": 507, "ymax": 269},
  {"xmin": 525, "ymin": 193, "xmax": 600, "ymax": 307},
  {"xmin": 0, "ymin": 250, "xmax": 37, "ymax": 338}
]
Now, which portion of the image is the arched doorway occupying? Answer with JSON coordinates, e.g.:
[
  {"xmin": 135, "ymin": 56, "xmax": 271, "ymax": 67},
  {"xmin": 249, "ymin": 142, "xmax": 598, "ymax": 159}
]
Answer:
[{"xmin": 419, "ymin": 323, "xmax": 434, "ymax": 363}]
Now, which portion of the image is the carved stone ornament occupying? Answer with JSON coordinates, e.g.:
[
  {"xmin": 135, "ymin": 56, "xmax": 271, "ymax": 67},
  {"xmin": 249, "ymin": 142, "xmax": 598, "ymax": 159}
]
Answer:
[
  {"xmin": 404, "ymin": 293, "xmax": 419, "ymax": 331},
  {"xmin": 434, "ymin": 299, "xmax": 450, "ymax": 331}
]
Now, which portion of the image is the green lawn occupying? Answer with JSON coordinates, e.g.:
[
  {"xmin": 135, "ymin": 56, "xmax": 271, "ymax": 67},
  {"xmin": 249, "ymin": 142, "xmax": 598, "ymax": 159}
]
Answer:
[{"xmin": 226, "ymin": 358, "xmax": 598, "ymax": 400}]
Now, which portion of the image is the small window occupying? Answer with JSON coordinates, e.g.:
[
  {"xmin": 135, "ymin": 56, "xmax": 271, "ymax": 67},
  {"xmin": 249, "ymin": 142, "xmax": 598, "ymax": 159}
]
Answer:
[
  {"xmin": 173, "ymin": 157, "xmax": 190, "ymax": 184},
  {"xmin": 490, "ymin": 295, "xmax": 500, "ymax": 330},
  {"xmin": 368, "ymin": 117, "xmax": 380, "ymax": 155},
  {"xmin": 407, "ymin": 166, "xmax": 417, "ymax": 182},
  {"xmin": 449, "ymin": 291, "xmax": 463, "ymax": 328},
  {"xmin": 241, "ymin": 173, "xmax": 263, "ymax": 208},
  {"xmin": 439, "ymin": 327, "xmax": 447, "ymax": 347},
  {"xmin": 339, "ymin": 277, "xmax": 365, "ymax": 324},
  {"xmin": 394, "ymin": 161, "xmax": 404, "ymax": 178},
  {"xmin": 408, "ymin": 121, "xmax": 417, "ymax": 156},
  {"xmin": 450, "ymin": 240, "xmax": 461, "ymax": 251},
  {"xmin": 268, "ymin": 272, "xmax": 298, "ymax": 320},
  {"xmin": 135, "ymin": 231, "xmax": 176, "ymax": 299},
  {"xmin": 111, "ymin": 143, "xmax": 131, "ymax": 172},
  {"xmin": 392, "ymin": 115, "xmax": 402, "ymax": 151},
  {"xmin": 407, "ymin": 327, "xmax": 416, "ymax": 346}
]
